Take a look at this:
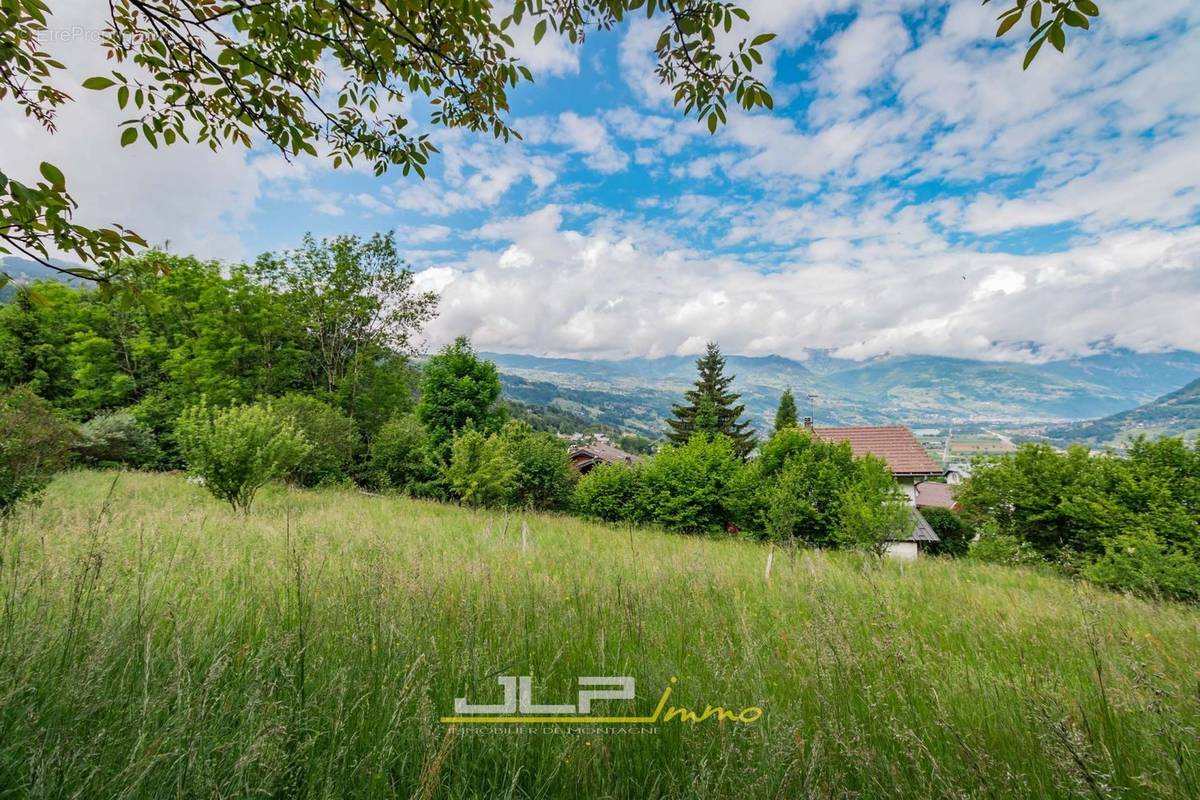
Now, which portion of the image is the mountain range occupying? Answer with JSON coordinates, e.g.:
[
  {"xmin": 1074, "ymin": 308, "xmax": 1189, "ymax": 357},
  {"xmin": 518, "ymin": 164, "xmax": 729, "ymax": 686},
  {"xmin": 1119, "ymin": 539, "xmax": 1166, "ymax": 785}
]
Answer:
[
  {"xmin": 1035, "ymin": 378, "xmax": 1200, "ymax": 448},
  {"xmin": 486, "ymin": 349, "xmax": 1200, "ymax": 437}
]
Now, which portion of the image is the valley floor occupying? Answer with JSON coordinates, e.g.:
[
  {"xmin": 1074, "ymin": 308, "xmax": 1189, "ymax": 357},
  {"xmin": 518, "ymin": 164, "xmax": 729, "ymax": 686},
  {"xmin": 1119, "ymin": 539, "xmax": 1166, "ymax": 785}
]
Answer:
[{"xmin": 0, "ymin": 470, "xmax": 1197, "ymax": 799}]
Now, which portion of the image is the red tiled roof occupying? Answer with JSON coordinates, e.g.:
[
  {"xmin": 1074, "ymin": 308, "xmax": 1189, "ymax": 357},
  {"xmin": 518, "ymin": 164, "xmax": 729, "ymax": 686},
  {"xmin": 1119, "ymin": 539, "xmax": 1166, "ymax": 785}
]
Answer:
[
  {"xmin": 915, "ymin": 481, "xmax": 957, "ymax": 509},
  {"xmin": 811, "ymin": 425, "xmax": 943, "ymax": 476}
]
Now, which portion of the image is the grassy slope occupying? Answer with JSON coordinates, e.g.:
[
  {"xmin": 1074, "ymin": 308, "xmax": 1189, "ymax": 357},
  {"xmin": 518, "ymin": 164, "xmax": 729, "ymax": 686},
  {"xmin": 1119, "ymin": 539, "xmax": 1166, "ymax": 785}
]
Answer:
[{"xmin": 1, "ymin": 471, "xmax": 1198, "ymax": 799}]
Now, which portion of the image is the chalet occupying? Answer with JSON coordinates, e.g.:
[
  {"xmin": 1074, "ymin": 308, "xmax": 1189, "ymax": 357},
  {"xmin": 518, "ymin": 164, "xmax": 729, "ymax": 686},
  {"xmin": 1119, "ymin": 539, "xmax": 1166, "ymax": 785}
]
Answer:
[
  {"xmin": 568, "ymin": 440, "xmax": 642, "ymax": 475},
  {"xmin": 806, "ymin": 419, "xmax": 946, "ymax": 559}
]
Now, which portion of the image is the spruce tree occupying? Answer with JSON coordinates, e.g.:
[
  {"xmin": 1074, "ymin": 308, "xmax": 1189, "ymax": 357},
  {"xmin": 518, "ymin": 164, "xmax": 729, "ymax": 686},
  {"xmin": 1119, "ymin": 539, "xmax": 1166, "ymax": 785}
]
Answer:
[
  {"xmin": 665, "ymin": 342, "xmax": 757, "ymax": 458},
  {"xmin": 775, "ymin": 388, "xmax": 798, "ymax": 432}
]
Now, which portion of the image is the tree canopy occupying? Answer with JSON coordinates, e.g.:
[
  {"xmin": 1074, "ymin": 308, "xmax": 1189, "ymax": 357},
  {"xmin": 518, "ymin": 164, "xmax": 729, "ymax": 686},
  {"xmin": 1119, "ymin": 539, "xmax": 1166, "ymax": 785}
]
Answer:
[
  {"xmin": 666, "ymin": 341, "xmax": 755, "ymax": 458},
  {"xmin": 1, "ymin": 0, "xmax": 1101, "ymax": 288},
  {"xmin": 774, "ymin": 388, "xmax": 798, "ymax": 432}
]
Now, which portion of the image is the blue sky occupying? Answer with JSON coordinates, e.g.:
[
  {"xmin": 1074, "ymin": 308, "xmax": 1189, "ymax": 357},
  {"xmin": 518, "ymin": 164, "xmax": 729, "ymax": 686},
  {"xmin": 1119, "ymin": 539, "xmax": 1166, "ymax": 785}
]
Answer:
[{"xmin": 5, "ymin": 0, "xmax": 1199, "ymax": 362}]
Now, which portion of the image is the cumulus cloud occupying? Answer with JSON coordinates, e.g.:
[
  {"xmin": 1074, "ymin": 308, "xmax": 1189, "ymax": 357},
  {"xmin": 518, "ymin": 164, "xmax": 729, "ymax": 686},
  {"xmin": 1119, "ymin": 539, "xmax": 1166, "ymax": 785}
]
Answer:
[{"xmin": 418, "ymin": 207, "xmax": 1200, "ymax": 361}]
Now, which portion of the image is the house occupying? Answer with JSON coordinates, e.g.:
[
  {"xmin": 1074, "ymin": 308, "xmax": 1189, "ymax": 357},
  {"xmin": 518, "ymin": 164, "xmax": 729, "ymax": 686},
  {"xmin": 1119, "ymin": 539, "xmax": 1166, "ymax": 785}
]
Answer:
[
  {"xmin": 914, "ymin": 480, "xmax": 958, "ymax": 511},
  {"xmin": 806, "ymin": 419, "xmax": 945, "ymax": 558},
  {"xmin": 568, "ymin": 440, "xmax": 642, "ymax": 475}
]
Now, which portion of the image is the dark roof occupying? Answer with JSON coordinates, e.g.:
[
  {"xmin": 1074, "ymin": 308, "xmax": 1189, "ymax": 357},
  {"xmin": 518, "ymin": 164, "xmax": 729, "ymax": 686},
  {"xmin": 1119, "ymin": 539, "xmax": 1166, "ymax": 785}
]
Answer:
[
  {"xmin": 903, "ymin": 508, "xmax": 941, "ymax": 543},
  {"xmin": 915, "ymin": 481, "xmax": 957, "ymax": 509},
  {"xmin": 568, "ymin": 442, "xmax": 641, "ymax": 466},
  {"xmin": 811, "ymin": 425, "xmax": 943, "ymax": 476}
]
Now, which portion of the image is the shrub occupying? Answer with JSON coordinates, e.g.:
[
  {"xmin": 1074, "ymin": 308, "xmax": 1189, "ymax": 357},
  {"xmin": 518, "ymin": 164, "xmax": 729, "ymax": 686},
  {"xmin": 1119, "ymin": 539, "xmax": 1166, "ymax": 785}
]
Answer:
[
  {"xmin": 502, "ymin": 422, "xmax": 576, "ymax": 511},
  {"xmin": 272, "ymin": 393, "xmax": 356, "ymax": 487},
  {"xmin": 921, "ymin": 506, "xmax": 971, "ymax": 557},
  {"xmin": 367, "ymin": 413, "xmax": 437, "ymax": 493},
  {"xmin": 0, "ymin": 386, "xmax": 76, "ymax": 515},
  {"xmin": 176, "ymin": 400, "xmax": 310, "ymax": 512},
  {"xmin": 836, "ymin": 457, "xmax": 913, "ymax": 555},
  {"xmin": 638, "ymin": 435, "xmax": 744, "ymax": 533},
  {"xmin": 73, "ymin": 410, "xmax": 158, "ymax": 468},
  {"xmin": 1084, "ymin": 529, "xmax": 1200, "ymax": 602},
  {"xmin": 446, "ymin": 428, "xmax": 517, "ymax": 508},
  {"xmin": 573, "ymin": 463, "xmax": 643, "ymax": 523},
  {"xmin": 968, "ymin": 526, "xmax": 1044, "ymax": 568}
]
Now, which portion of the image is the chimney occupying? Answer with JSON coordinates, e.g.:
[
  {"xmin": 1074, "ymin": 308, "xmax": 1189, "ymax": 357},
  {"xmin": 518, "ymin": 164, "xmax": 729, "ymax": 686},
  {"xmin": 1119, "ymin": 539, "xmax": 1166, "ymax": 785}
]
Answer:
[{"xmin": 802, "ymin": 417, "xmax": 813, "ymax": 431}]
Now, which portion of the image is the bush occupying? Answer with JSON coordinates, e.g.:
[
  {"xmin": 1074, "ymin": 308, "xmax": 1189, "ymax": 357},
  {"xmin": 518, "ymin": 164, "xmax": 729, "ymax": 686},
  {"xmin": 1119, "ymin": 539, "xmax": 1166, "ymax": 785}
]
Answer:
[
  {"xmin": 835, "ymin": 457, "xmax": 913, "ymax": 555},
  {"xmin": 502, "ymin": 422, "xmax": 576, "ymax": 511},
  {"xmin": 272, "ymin": 394, "xmax": 356, "ymax": 487},
  {"xmin": 367, "ymin": 413, "xmax": 438, "ymax": 493},
  {"xmin": 0, "ymin": 386, "xmax": 76, "ymax": 515},
  {"xmin": 1084, "ymin": 529, "xmax": 1200, "ymax": 602},
  {"xmin": 446, "ymin": 428, "xmax": 517, "ymax": 508},
  {"xmin": 921, "ymin": 506, "xmax": 971, "ymax": 557},
  {"xmin": 638, "ymin": 435, "xmax": 744, "ymax": 533},
  {"xmin": 572, "ymin": 463, "xmax": 644, "ymax": 523},
  {"xmin": 73, "ymin": 410, "xmax": 158, "ymax": 468},
  {"xmin": 968, "ymin": 526, "xmax": 1044, "ymax": 568},
  {"xmin": 176, "ymin": 400, "xmax": 310, "ymax": 512}
]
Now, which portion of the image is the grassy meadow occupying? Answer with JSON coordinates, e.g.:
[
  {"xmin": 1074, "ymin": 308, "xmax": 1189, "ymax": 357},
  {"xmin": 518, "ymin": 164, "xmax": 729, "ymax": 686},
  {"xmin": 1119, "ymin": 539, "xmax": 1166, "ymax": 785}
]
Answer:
[{"xmin": 1, "ymin": 470, "xmax": 1198, "ymax": 799}]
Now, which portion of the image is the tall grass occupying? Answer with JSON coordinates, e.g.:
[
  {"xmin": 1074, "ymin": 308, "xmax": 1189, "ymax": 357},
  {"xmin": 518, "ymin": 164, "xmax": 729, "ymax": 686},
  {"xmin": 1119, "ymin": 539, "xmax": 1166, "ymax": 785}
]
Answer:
[{"xmin": 0, "ymin": 470, "xmax": 1197, "ymax": 799}]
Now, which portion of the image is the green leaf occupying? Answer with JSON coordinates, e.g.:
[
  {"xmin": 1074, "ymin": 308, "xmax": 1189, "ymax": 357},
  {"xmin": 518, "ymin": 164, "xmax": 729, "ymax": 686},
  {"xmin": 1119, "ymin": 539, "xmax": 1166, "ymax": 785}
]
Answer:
[
  {"xmin": 82, "ymin": 76, "xmax": 116, "ymax": 90},
  {"xmin": 750, "ymin": 33, "xmax": 776, "ymax": 46},
  {"xmin": 1030, "ymin": 2, "xmax": 1042, "ymax": 27},
  {"xmin": 1049, "ymin": 24, "xmax": 1065, "ymax": 51},
  {"xmin": 996, "ymin": 12, "xmax": 1022, "ymax": 37},
  {"xmin": 533, "ymin": 19, "xmax": 547, "ymax": 45},
  {"xmin": 38, "ymin": 162, "xmax": 65, "ymax": 188},
  {"xmin": 1023, "ymin": 36, "xmax": 1044, "ymax": 69},
  {"xmin": 1075, "ymin": 0, "xmax": 1100, "ymax": 15},
  {"xmin": 120, "ymin": 127, "xmax": 137, "ymax": 147},
  {"xmin": 707, "ymin": 112, "xmax": 718, "ymax": 133},
  {"xmin": 1063, "ymin": 9, "xmax": 1089, "ymax": 28}
]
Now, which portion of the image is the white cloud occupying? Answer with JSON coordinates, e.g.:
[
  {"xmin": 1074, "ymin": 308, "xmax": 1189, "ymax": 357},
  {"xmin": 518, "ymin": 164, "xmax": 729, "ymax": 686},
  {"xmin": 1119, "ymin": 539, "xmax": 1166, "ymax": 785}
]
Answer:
[{"xmin": 419, "ymin": 206, "xmax": 1200, "ymax": 361}]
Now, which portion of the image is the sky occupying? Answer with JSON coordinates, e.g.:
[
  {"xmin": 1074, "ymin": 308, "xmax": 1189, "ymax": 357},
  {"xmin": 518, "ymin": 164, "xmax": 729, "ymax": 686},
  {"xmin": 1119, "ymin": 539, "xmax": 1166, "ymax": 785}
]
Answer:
[{"xmin": 4, "ymin": 0, "xmax": 1200, "ymax": 363}]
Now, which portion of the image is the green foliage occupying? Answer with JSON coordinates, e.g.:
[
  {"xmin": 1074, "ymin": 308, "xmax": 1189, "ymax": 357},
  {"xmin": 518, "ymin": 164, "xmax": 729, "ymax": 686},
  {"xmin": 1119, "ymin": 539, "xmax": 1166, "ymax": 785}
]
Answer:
[
  {"xmin": 986, "ymin": 0, "xmax": 1102, "ymax": 69},
  {"xmin": 251, "ymin": 233, "xmax": 437, "ymax": 399},
  {"xmin": 774, "ymin": 388, "xmax": 798, "ymax": 432},
  {"xmin": 501, "ymin": 421, "xmax": 576, "ymax": 511},
  {"xmin": 367, "ymin": 414, "xmax": 438, "ymax": 494},
  {"xmin": 2, "ymin": 0, "xmax": 779, "ymax": 290},
  {"xmin": 417, "ymin": 337, "xmax": 505, "ymax": 458},
  {"xmin": 921, "ymin": 507, "xmax": 971, "ymax": 557},
  {"xmin": 445, "ymin": 427, "xmax": 518, "ymax": 508},
  {"xmin": 73, "ymin": 410, "xmax": 157, "ymax": 468},
  {"xmin": 638, "ymin": 435, "xmax": 745, "ymax": 533},
  {"xmin": 959, "ymin": 437, "xmax": 1200, "ymax": 598},
  {"xmin": 0, "ymin": 386, "xmax": 76, "ymax": 514},
  {"xmin": 572, "ymin": 463, "xmax": 644, "ymax": 523},
  {"xmin": 734, "ymin": 428, "xmax": 861, "ymax": 545},
  {"xmin": 968, "ymin": 527, "xmax": 1046, "ymax": 568},
  {"xmin": 335, "ymin": 353, "xmax": 419, "ymax": 441},
  {"xmin": 175, "ymin": 400, "xmax": 309, "ymax": 512},
  {"xmin": 836, "ymin": 457, "xmax": 913, "ymax": 555},
  {"xmin": 665, "ymin": 342, "xmax": 756, "ymax": 459},
  {"xmin": 1084, "ymin": 529, "xmax": 1200, "ymax": 602},
  {"xmin": 272, "ymin": 394, "xmax": 356, "ymax": 487}
]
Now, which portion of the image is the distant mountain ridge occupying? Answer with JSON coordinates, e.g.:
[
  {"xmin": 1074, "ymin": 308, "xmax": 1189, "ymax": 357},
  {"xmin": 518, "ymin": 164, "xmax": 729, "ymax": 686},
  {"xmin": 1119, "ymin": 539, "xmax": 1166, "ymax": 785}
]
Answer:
[
  {"xmin": 1038, "ymin": 378, "xmax": 1200, "ymax": 448},
  {"xmin": 483, "ymin": 349, "xmax": 1200, "ymax": 435}
]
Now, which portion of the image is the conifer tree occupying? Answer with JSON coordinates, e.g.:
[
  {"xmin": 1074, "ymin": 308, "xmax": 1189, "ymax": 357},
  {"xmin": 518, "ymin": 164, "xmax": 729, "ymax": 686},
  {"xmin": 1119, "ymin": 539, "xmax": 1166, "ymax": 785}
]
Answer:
[
  {"xmin": 666, "ymin": 342, "xmax": 757, "ymax": 458},
  {"xmin": 775, "ymin": 388, "xmax": 799, "ymax": 432}
]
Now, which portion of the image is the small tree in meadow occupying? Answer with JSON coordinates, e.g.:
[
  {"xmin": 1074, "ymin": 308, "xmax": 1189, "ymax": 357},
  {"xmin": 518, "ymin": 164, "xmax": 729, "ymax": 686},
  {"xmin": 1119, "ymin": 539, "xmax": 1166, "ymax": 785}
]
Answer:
[
  {"xmin": 573, "ymin": 463, "xmax": 644, "ymax": 523},
  {"xmin": 446, "ymin": 427, "xmax": 517, "ymax": 508},
  {"xmin": 176, "ymin": 400, "xmax": 310, "ymax": 512},
  {"xmin": 0, "ymin": 386, "xmax": 76, "ymax": 515}
]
